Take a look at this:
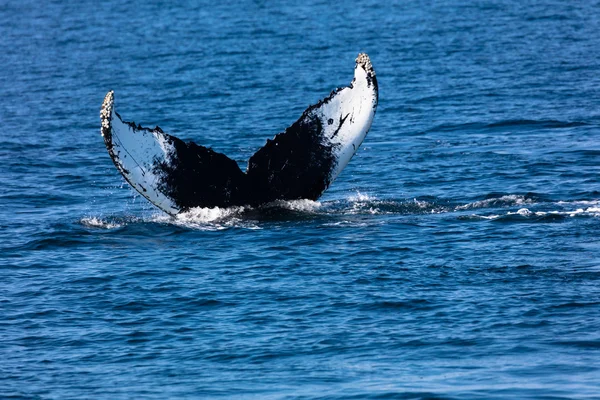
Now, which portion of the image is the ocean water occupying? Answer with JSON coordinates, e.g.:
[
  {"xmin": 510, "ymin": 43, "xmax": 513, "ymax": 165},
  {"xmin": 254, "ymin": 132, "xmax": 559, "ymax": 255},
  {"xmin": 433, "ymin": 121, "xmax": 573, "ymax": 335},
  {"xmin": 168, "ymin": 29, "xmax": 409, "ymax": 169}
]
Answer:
[{"xmin": 2, "ymin": 0, "xmax": 600, "ymax": 398}]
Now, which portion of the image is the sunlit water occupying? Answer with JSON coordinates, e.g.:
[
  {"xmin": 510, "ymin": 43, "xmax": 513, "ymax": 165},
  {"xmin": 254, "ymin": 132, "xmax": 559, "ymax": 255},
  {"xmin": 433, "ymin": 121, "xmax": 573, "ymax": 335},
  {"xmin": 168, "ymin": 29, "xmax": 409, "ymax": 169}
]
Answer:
[{"xmin": 2, "ymin": 1, "xmax": 600, "ymax": 398}]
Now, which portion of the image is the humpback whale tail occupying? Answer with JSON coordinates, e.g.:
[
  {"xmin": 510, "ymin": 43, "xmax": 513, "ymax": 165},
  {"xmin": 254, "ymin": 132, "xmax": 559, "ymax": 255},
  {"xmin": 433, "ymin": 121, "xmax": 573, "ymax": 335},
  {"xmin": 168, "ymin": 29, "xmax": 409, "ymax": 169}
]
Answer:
[{"xmin": 100, "ymin": 53, "xmax": 378, "ymax": 215}]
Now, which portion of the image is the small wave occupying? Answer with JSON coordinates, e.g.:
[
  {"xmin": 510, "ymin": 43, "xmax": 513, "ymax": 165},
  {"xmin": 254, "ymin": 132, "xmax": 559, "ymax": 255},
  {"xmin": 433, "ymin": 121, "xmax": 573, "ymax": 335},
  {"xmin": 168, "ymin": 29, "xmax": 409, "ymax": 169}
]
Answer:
[
  {"xmin": 348, "ymin": 191, "xmax": 376, "ymax": 202},
  {"xmin": 486, "ymin": 119, "xmax": 587, "ymax": 129},
  {"xmin": 461, "ymin": 214, "xmax": 501, "ymax": 220},
  {"xmin": 342, "ymin": 192, "xmax": 450, "ymax": 215},
  {"xmin": 428, "ymin": 119, "xmax": 587, "ymax": 133},
  {"xmin": 462, "ymin": 206, "xmax": 600, "ymax": 222},
  {"xmin": 561, "ymin": 207, "xmax": 600, "ymax": 217},
  {"xmin": 455, "ymin": 194, "xmax": 534, "ymax": 210},
  {"xmin": 82, "ymin": 194, "xmax": 600, "ymax": 230},
  {"xmin": 347, "ymin": 192, "xmax": 382, "ymax": 214},
  {"xmin": 351, "ymin": 199, "xmax": 447, "ymax": 215},
  {"xmin": 81, "ymin": 194, "xmax": 453, "ymax": 231},
  {"xmin": 362, "ymin": 298, "xmax": 437, "ymax": 311},
  {"xmin": 80, "ymin": 217, "xmax": 123, "ymax": 229},
  {"xmin": 510, "ymin": 207, "xmax": 600, "ymax": 218},
  {"xmin": 557, "ymin": 200, "xmax": 600, "ymax": 206}
]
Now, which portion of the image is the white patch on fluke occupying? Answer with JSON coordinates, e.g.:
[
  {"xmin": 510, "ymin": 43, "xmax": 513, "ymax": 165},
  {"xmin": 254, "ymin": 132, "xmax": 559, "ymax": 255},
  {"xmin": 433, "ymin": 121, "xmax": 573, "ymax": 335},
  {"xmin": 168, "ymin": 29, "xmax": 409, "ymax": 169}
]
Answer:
[
  {"xmin": 315, "ymin": 56, "xmax": 378, "ymax": 183},
  {"xmin": 101, "ymin": 91, "xmax": 180, "ymax": 215}
]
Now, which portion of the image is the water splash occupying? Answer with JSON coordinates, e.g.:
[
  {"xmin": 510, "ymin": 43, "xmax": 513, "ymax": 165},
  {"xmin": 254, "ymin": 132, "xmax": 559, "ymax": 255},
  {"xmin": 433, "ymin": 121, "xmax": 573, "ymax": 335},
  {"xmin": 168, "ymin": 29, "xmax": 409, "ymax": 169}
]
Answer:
[
  {"xmin": 80, "ymin": 217, "xmax": 124, "ymax": 229},
  {"xmin": 81, "ymin": 194, "xmax": 600, "ymax": 230}
]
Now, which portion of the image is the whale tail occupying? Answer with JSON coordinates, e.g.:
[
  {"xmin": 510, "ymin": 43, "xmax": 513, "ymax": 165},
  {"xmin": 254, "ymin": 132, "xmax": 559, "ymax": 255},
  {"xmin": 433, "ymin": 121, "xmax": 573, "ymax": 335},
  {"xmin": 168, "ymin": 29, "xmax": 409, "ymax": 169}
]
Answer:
[{"xmin": 100, "ymin": 53, "xmax": 378, "ymax": 215}]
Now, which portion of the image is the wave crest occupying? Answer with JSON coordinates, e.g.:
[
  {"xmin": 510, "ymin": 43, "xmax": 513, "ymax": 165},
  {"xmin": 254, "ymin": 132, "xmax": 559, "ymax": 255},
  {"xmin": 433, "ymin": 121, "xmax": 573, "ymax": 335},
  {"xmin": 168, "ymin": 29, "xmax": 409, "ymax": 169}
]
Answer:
[
  {"xmin": 455, "ymin": 194, "xmax": 533, "ymax": 210},
  {"xmin": 81, "ymin": 217, "xmax": 123, "ymax": 229},
  {"xmin": 82, "ymin": 193, "xmax": 600, "ymax": 230}
]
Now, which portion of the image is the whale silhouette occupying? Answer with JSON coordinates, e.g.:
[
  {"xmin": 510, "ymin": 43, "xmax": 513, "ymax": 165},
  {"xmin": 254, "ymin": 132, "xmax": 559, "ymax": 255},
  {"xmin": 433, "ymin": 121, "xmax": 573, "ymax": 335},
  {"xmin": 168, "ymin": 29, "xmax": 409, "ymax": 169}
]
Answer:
[{"xmin": 100, "ymin": 53, "xmax": 378, "ymax": 215}]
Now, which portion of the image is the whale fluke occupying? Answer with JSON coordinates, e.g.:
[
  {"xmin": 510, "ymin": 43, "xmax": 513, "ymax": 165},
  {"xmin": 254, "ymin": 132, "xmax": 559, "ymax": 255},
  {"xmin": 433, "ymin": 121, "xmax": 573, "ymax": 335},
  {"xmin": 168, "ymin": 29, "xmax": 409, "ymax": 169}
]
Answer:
[{"xmin": 100, "ymin": 53, "xmax": 378, "ymax": 215}]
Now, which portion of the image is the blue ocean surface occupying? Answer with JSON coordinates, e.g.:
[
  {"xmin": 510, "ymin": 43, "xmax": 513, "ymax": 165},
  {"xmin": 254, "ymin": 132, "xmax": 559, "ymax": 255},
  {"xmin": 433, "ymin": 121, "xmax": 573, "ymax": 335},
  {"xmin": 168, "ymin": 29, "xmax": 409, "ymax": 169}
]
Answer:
[{"xmin": 2, "ymin": 0, "xmax": 600, "ymax": 398}]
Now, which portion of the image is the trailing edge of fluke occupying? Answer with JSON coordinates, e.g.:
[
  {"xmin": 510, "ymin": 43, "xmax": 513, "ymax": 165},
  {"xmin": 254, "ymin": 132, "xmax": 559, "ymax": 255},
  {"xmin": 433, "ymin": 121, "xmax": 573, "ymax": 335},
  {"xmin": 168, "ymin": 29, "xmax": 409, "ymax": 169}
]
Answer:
[{"xmin": 100, "ymin": 53, "xmax": 378, "ymax": 215}]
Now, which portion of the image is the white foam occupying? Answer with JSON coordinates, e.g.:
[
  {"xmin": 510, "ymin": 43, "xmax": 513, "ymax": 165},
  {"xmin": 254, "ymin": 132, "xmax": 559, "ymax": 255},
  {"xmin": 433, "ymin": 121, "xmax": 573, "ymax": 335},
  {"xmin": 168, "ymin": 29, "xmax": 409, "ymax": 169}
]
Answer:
[
  {"xmin": 323, "ymin": 220, "xmax": 371, "ymax": 227},
  {"xmin": 465, "ymin": 214, "xmax": 501, "ymax": 220},
  {"xmin": 414, "ymin": 198, "xmax": 434, "ymax": 210},
  {"xmin": 564, "ymin": 207, "xmax": 600, "ymax": 217},
  {"xmin": 352, "ymin": 205, "xmax": 380, "ymax": 215},
  {"xmin": 271, "ymin": 199, "xmax": 322, "ymax": 212},
  {"xmin": 557, "ymin": 200, "xmax": 600, "ymax": 206},
  {"xmin": 509, "ymin": 208, "xmax": 533, "ymax": 216},
  {"xmin": 81, "ymin": 217, "xmax": 122, "ymax": 229},
  {"xmin": 348, "ymin": 191, "xmax": 376, "ymax": 202},
  {"xmin": 147, "ymin": 208, "xmax": 251, "ymax": 230},
  {"xmin": 175, "ymin": 206, "xmax": 245, "ymax": 223},
  {"xmin": 481, "ymin": 214, "xmax": 501, "ymax": 220},
  {"xmin": 455, "ymin": 195, "xmax": 532, "ymax": 210},
  {"xmin": 344, "ymin": 192, "xmax": 378, "ymax": 214},
  {"xmin": 467, "ymin": 206, "xmax": 600, "ymax": 221}
]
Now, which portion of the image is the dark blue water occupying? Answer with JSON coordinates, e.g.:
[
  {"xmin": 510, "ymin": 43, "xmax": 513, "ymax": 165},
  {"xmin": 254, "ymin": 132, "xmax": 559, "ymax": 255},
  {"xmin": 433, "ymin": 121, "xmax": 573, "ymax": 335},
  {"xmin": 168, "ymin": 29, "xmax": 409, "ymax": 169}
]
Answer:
[{"xmin": 2, "ymin": 1, "xmax": 600, "ymax": 398}]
